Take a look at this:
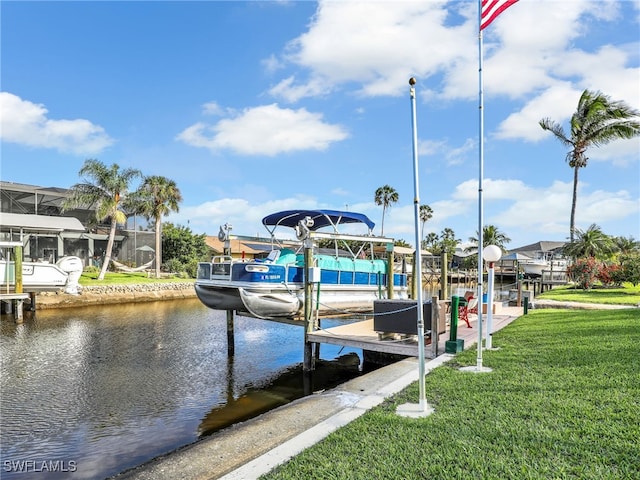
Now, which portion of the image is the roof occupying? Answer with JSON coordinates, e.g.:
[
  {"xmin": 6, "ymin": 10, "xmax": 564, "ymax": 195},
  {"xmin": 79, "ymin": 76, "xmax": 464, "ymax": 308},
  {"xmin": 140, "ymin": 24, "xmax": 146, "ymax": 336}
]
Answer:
[
  {"xmin": 0, "ymin": 212, "xmax": 85, "ymax": 232},
  {"xmin": 0, "ymin": 180, "xmax": 70, "ymax": 195},
  {"xmin": 509, "ymin": 241, "xmax": 566, "ymax": 254},
  {"xmin": 501, "ymin": 252, "xmax": 534, "ymax": 261},
  {"xmin": 205, "ymin": 236, "xmax": 264, "ymax": 255},
  {"xmin": 262, "ymin": 209, "xmax": 375, "ymax": 231},
  {"xmin": 372, "ymin": 245, "xmax": 431, "ymax": 256}
]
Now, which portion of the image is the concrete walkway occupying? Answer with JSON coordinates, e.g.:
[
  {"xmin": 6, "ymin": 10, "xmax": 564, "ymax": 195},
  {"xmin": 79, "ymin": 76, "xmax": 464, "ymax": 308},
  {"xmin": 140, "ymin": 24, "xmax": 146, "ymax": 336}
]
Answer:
[{"xmin": 116, "ymin": 307, "xmax": 523, "ymax": 480}]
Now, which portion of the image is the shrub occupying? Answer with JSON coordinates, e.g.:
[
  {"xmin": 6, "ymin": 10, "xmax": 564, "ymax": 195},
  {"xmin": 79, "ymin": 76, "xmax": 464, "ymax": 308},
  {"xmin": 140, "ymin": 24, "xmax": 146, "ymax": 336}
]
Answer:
[
  {"xmin": 163, "ymin": 258, "xmax": 185, "ymax": 275},
  {"xmin": 597, "ymin": 263, "xmax": 621, "ymax": 287},
  {"xmin": 619, "ymin": 253, "xmax": 640, "ymax": 286},
  {"xmin": 567, "ymin": 257, "xmax": 599, "ymax": 290}
]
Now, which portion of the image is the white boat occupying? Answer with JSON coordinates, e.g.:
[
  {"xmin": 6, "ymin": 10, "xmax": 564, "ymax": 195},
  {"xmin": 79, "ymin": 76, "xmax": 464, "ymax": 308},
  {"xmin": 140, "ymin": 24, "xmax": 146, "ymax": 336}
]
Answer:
[
  {"xmin": 520, "ymin": 258, "xmax": 549, "ymax": 277},
  {"xmin": 0, "ymin": 251, "xmax": 83, "ymax": 294},
  {"xmin": 519, "ymin": 256, "xmax": 568, "ymax": 277},
  {"xmin": 195, "ymin": 210, "xmax": 409, "ymax": 321}
]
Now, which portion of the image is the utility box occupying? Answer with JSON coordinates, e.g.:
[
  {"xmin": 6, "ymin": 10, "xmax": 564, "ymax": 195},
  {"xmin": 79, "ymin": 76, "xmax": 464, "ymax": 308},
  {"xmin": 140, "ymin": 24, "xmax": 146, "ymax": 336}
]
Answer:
[{"xmin": 373, "ymin": 299, "xmax": 431, "ymax": 336}]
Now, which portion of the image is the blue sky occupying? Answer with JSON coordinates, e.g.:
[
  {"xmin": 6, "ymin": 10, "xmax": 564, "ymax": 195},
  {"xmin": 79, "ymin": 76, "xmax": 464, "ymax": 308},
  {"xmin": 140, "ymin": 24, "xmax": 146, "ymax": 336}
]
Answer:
[{"xmin": 1, "ymin": 0, "xmax": 639, "ymax": 250}]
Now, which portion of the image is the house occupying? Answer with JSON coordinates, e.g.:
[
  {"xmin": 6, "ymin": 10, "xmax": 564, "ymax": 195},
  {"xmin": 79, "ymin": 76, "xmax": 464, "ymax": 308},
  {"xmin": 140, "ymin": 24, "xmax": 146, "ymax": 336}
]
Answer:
[{"xmin": 0, "ymin": 180, "xmax": 155, "ymax": 267}]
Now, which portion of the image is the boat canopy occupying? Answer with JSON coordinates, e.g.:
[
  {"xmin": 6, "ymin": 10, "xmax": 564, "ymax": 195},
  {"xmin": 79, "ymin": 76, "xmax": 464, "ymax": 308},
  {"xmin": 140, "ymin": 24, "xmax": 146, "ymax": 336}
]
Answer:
[{"xmin": 262, "ymin": 210, "xmax": 375, "ymax": 232}]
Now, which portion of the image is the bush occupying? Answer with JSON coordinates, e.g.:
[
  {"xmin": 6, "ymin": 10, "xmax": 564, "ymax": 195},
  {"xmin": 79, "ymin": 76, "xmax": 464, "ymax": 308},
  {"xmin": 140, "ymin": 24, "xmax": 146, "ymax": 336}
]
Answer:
[
  {"xmin": 597, "ymin": 263, "xmax": 622, "ymax": 287},
  {"xmin": 567, "ymin": 257, "xmax": 599, "ymax": 290},
  {"xmin": 619, "ymin": 253, "xmax": 640, "ymax": 286},
  {"xmin": 163, "ymin": 258, "xmax": 185, "ymax": 275}
]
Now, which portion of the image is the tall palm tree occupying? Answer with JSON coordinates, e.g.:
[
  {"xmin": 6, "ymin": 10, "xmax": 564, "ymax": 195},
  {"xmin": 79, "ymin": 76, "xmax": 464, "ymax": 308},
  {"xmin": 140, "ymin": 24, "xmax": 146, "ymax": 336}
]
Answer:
[
  {"xmin": 63, "ymin": 159, "xmax": 142, "ymax": 280},
  {"xmin": 419, "ymin": 204, "xmax": 433, "ymax": 242},
  {"xmin": 466, "ymin": 225, "xmax": 511, "ymax": 253},
  {"xmin": 562, "ymin": 224, "xmax": 615, "ymax": 260},
  {"xmin": 374, "ymin": 185, "xmax": 399, "ymax": 236},
  {"xmin": 539, "ymin": 89, "xmax": 640, "ymax": 242},
  {"xmin": 134, "ymin": 176, "xmax": 183, "ymax": 278}
]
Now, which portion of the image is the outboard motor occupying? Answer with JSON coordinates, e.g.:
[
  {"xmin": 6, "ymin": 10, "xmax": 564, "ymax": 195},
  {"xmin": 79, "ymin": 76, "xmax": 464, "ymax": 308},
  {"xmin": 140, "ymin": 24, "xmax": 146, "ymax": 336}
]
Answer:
[{"xmin": 56, "ymin": 256, "xmax": 83, "ymax": 295}]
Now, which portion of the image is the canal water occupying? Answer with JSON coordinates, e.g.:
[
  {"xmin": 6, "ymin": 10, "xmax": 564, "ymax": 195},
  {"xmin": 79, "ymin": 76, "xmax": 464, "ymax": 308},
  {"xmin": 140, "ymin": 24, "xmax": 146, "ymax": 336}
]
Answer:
[{"xmin": 0, "ymin": 299, "xmax": 365, "ymax": 479}]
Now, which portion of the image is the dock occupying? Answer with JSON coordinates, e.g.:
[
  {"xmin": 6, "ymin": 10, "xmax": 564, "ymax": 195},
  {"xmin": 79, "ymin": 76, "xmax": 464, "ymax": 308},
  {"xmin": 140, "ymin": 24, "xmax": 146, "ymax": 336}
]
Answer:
[
  {"xmin": 308, "ymin": 303, "xmax": 524, "ymax": 359},
  {"xmin": 0, "ymin": 292, "xmax": 31, "ymax": 321}
]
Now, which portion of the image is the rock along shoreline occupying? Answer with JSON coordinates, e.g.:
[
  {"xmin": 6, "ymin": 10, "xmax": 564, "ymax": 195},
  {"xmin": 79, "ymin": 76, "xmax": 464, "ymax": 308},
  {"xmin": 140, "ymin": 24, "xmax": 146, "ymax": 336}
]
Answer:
[{"xmin": 35, "ymin": 282, "xmax": 197, "ymax": 309}]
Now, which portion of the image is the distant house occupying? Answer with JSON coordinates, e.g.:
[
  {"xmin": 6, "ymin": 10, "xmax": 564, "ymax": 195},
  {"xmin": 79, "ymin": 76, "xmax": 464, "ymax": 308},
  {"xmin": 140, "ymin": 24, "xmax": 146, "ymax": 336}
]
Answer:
[
  {"xmin": 0, "ymin": 180, "xmax": 155, "ymax": 267},
  {"xmin": 508, "ymin": 241, "xmax": 567, "ymax": 261},
  {"xmin": 204, "ymin": 236, "xmax": 265, "ymax": 260}
]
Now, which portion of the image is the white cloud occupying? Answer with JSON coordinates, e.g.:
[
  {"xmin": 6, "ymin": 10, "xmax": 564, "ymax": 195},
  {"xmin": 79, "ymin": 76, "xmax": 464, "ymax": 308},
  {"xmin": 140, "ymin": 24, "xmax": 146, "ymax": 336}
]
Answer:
[
  {"xmin": 267, "ymin": 0, "xmax": 636, "ymax": 116},
  {"xmin": 201, "ymin": 102, "xmax": 225, "ymax": 116},
  {"xmin": 495, "ymin": 83, "xmax": 582, "ymax": 141},
  {"xmin": 271, "ymin": 1, "xmax": 471, "ymax": 100},
  {"xmin": 589, "ymin": 138, "xmax": 640, "ymax": 167},
  {"xmin": 419, "ymin": 137, "xmax": 475, "ymax": 166},
  {"xmin": 176, "ymin": 103, "xmax": 349, "ymax": 156},
  {"xmin": 0, "ymin": 92, "xmax": 113, "ymax": 154}
]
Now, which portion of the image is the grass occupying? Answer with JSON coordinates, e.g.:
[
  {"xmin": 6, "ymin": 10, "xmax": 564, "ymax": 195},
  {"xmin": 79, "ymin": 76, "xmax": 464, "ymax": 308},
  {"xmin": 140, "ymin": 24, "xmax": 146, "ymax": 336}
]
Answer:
[
  {"xmin": 537, "ymin": 283, "xmax": 640, "ymax": 306},
  {"xmin": 263, "ymin": 307, "xmax": 640, "ymax": 480},
  {"xmin": 78, "ymin": 271, "xmax": 194, "ymax": 286}
]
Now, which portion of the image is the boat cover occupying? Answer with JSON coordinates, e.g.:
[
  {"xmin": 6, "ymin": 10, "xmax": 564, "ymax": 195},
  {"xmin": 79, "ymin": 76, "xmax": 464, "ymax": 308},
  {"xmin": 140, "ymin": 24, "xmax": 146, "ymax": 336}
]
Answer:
[{"xmin": 262, "ymin": 210, "xmax": 375, "ymax": 231}]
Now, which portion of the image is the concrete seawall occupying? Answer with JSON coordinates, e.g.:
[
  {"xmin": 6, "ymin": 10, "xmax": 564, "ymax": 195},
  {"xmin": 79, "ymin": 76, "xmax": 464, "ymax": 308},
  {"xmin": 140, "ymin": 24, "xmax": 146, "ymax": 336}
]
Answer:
[{"xmin": 35, "ymin": 282, "xmax": 197, "ymax": 309}]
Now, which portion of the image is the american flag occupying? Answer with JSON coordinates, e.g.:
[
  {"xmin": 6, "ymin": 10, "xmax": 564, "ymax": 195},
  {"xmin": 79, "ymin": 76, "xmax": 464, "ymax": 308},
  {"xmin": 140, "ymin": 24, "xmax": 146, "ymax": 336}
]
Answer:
[{"xmin": 480, "ymin": 0, "xmax": 519, "ymax": 30}]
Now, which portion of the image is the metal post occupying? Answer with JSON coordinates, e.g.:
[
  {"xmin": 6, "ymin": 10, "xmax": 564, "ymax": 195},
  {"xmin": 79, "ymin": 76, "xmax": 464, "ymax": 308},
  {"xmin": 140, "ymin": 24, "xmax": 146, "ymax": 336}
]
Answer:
[
  {"xmin": 486, "ymin": 261, "xmax": 494, "ymax": 349},
  {"xmin": 387, "ymin": 246, "xmax": 394, "ymax": 299},
  {"xmin": 450, "ymin": 295, "xmax": 459, "ymax": 341},
  {"xmin": 396, "ymin": 77, "xmax": 433, "ymax": 418}
]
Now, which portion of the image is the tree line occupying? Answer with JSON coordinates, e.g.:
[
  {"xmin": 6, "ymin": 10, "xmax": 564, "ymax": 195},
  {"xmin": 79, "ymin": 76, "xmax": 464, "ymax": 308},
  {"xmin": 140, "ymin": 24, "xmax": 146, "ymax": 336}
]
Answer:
[{"xmin": 63, "ymin": 159, "xmax": 185, "ymax": 280}]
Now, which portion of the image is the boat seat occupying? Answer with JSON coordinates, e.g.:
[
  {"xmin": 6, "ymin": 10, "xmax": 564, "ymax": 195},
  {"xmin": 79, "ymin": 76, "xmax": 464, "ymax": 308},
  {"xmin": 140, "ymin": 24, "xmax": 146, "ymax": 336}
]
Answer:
[{"xmin": 264, "ymin": 250, "xmax": 281, "ymax": 263}]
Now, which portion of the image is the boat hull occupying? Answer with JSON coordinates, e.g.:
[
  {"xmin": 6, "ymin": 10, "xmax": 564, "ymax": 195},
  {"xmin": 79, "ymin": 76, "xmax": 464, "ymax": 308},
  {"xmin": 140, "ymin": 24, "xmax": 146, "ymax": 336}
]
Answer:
[
  {"xmin": 195, "ymin": 279, "xmax": 408, "ymax": 320},
  {"xmin": 0, "ymin": 256, "xmax": 82, "ymax": 293}
]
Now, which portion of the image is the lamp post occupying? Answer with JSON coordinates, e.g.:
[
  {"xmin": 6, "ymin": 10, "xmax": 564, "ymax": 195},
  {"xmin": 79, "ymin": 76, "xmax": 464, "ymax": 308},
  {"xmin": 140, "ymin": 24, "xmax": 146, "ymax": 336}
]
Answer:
[{"xmin": 483, "ymin": 245, "xmax": 502, "ymax": 350}]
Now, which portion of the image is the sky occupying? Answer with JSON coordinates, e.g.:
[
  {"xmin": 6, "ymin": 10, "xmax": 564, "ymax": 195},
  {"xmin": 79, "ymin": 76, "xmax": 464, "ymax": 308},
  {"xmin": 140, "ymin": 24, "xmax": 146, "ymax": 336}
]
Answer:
[{"xmin": 1, "ymin": 0, "xmax": 639, "ymax": 250}]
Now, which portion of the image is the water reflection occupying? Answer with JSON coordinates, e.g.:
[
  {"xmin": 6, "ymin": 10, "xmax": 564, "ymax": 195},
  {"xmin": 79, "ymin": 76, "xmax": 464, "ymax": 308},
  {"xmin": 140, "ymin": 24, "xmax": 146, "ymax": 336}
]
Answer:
[{"xmin": 0, "ymin": 299, "xmax": 363, "ymax": 479}]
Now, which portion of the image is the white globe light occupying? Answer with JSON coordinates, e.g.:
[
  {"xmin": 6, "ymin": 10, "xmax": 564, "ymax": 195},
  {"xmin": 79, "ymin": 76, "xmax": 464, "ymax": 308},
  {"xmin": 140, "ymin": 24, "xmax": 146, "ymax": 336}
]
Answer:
[{"xmin": 483, "ymin": 244, "xmax": 502, "ymax": 262}]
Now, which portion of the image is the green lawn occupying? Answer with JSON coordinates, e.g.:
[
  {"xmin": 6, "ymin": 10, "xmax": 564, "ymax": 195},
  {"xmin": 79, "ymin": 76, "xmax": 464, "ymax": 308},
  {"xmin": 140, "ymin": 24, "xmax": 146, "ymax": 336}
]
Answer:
[
  {"xmin": 537, "ymin": 283, "xmax": 640, "ymax": 306},
  {"xmin": 263, "ymin": 308, "xmax": 640, "ymax": 479},
  {"xmin": 79, "ymin": 271, "xmax": 194, "ymax": 286}
]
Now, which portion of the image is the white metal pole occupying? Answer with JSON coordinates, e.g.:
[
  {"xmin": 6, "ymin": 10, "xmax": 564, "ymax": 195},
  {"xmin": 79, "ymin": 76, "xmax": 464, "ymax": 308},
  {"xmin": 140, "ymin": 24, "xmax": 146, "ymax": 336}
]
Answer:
[
  {"xmin": 409, "ymin": 78, "xmax": 426, "ymax": 411},
  {"xmin": 486, "ymin": 261, "xmax": 494, "ymax": 349},
  {"xmin": 476, "ymin": 4, "xmax": 485, "ymax": 370}
]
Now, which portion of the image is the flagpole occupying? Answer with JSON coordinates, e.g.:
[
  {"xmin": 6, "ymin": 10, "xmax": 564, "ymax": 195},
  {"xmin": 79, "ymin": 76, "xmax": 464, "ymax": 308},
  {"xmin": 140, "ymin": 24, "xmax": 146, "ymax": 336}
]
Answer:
[
  {"xmin": 396, "ymin": 77, "xmax": 433, "ymax": 418},
  {"xmin": 462, "ymin": 0, "xmax": 490, "ymax": 374}
]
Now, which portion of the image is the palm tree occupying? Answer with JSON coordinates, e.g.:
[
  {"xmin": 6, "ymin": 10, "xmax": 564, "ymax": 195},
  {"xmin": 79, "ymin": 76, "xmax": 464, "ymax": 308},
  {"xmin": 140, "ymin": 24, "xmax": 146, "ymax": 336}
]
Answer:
[
  {"xmin": 374, "ymin": 185, "xmax": 399, "ymax": 236},
  {"xmin": 562, "ymin": 224, "xmax": 615, "ymax": 260},
  {"xmin": 63, "ymin": 159, "xmax": 142, "ymax": 280},
  {"xmin": 613, "ymin": 236, "xmax": 640, "ymax": 255},
  {"xmin": 422, "ymin": 232, "xmax": 438, "ymax": 252},
  {"xmin": 539, "ymin": 89, "xmax": 640, "ymax": 242},
  {"xmin": 466, "ymin": 225, "xmax": 511, "ymax": 254},
  {"xmin": 439, "ymin": 228, "xmax": 460, "ymax": 260},
  {"xmin": 134, "ymin": 176, "xmax": 183, "ymax": 278},
  {"xmin": 419, "ymin": 204, "xmax": 433, "ymax": 242}
]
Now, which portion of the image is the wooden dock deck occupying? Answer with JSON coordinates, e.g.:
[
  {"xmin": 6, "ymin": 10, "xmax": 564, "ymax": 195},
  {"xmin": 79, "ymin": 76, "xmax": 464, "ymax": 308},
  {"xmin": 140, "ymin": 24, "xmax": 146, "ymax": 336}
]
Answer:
[{"xmin": 307, "ymin": 304, "xmax": 524, "ymax": 358}]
